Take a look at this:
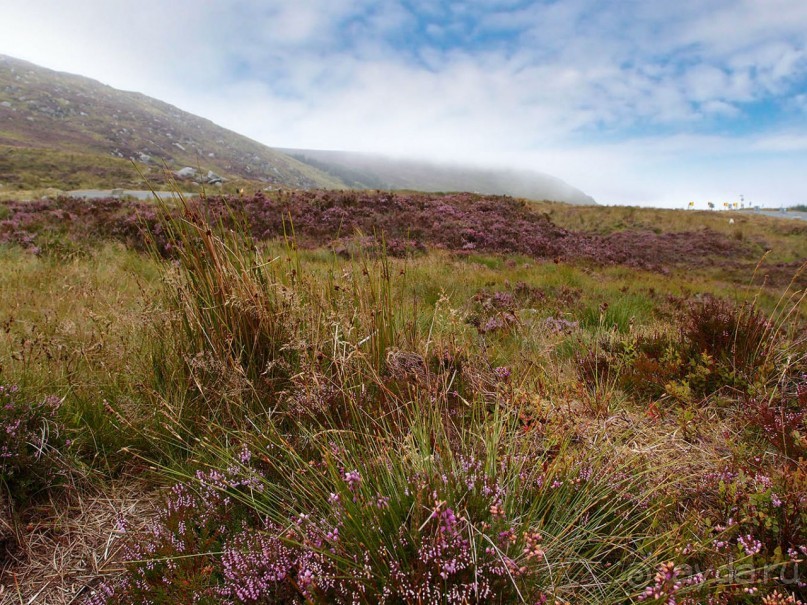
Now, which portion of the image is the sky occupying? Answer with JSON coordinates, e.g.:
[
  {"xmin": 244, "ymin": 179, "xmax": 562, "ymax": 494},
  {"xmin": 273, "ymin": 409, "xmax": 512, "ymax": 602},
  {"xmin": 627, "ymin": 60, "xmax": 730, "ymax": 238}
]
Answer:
[{"xmin": 2, "ymin": 0, "xmax": 807, "ymax": 207}]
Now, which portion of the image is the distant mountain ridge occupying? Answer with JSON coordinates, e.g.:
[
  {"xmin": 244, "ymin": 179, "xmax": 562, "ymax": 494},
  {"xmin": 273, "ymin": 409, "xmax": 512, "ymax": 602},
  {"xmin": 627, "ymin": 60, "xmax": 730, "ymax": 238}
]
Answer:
[
  {"xmin": 281, "ymin": 149, "xmax": 596, "ymax": 205},
  {"xmin": 0, "ymin": 54, "xmax": 595, "ymax": 204}
]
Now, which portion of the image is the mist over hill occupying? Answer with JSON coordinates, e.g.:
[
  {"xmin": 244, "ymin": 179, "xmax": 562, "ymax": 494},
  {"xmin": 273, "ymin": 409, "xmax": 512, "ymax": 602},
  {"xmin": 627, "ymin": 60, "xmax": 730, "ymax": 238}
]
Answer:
[
  {"xmin": 281, "ymin": 149, "xmax": 596, "ymax": 205},
  {"xmin": 0, "ymin": 54, "xmax": 595, "ymax": 204}
]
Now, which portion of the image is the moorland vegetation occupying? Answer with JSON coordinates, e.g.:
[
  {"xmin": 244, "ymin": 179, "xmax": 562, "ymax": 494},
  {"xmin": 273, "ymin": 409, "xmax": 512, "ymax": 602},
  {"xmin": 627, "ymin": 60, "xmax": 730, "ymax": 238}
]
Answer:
[{"xmin": 0, "ymin": 191, "xmax": 805, "ymax": 604}]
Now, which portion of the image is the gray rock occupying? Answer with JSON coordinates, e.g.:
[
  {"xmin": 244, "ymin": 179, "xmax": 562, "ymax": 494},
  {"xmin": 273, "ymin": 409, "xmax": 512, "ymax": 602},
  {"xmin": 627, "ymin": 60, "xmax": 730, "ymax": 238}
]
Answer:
[
  {"xmin": 175, "ymin": 167, "xmax": 197, "ymax": 178},
  {"xmin": 206, "ymin": 170, "xmax": 225, "ymax": 184}
]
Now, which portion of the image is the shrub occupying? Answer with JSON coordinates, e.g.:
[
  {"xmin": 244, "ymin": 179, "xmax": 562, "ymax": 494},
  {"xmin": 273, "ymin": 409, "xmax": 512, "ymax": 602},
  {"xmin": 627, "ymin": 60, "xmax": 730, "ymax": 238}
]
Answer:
[
  {"xmin": 745, "ymin": 375, "xmax": 807, "ymax": 460},
  {"xmin": 88, "ymin": 396, "xmax": 683, "ymax": 605},
  {"xmin": 0, "ymin": 383, "xmax": 66, "ymax": 499},
  {"xmin": 576, "ymin": 330, "xmax": 685, "ymax": 406},
  {"xmin": 681, "ymin": 296, "xmax": 776, "ymax": 394},
  {"xmin": 689, "ymin": 460, "xmax": 807, "ymax": 601}
]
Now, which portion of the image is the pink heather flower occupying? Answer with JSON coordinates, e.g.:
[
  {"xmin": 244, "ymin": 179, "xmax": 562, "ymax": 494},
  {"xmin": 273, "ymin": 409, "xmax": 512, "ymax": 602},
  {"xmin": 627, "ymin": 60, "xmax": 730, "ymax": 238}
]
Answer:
[
  {"xmin": 523, "ymin": 532, "xmax": 544, "ymax": 560},
  {"xmin": 493, "ymin": 366, "xmax": 511, "ymax": 382},
  {"xmin": 638, "ymin": 561, "xmax": 682, "ymax": 603},
  {"xmin": 343, "ymin": 469, "xmax": 361, "ymax": 491},
  {"xmin": 738, "ymin": 534, "xmax": 763, "ymax": 556}
]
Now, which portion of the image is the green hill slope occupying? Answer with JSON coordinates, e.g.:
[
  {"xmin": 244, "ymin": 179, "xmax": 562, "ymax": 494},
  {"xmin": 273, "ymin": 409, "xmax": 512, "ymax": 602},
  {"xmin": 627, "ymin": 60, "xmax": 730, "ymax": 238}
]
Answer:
[{"xmin": 0, "ymin": 54, "xmax": 343, "ymax": 191}]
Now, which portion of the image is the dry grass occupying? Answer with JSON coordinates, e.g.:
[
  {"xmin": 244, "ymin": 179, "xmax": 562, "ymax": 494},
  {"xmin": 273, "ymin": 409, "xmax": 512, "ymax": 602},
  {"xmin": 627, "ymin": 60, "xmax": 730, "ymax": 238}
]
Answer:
[{"xmin": 0, "ymin": 478, "xmax": 158, "ymax": 605}]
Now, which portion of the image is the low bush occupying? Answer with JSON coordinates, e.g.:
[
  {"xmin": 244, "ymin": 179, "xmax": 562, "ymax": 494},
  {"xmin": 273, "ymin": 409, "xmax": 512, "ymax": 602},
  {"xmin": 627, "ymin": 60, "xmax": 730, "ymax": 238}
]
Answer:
[
  {"xmin": 681, "ymin": 459, "xmax": 807, "ymax": 601},
  {"xmin": 88, "ymin": 398, "xmax": 683, "ymax": 605},
  {"xmin": 576, "ymin": 329, "xmax": 684, "ymax": 406},
  {"xmin": 0, "ymin": 382, "xmax": 66, "ymax": 500},
  {"xmin": 576, "ymin": 294, "xmax": 804, "ymax": 409},
  {"xmin": 745, "ymin": 376, "xmax": 807, "ymax": 460},
  {"xmin": 682, "ymin": 295, "xmax": 777, "ymax": 395}
]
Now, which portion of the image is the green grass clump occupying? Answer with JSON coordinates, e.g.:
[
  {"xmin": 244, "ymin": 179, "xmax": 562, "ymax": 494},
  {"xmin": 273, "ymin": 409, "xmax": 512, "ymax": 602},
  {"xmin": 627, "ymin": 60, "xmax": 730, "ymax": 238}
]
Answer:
[{"xmin": 99, "ymin": 390, "xmax": 690, "ymax": 604}]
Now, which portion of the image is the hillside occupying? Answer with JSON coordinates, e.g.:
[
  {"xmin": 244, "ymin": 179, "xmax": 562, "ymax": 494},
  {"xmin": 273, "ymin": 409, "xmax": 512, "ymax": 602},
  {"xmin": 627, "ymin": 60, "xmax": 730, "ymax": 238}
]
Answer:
[
  {"xmin": 0, "ymin": 54, "xmax": 343, "ymax": 191},
  {"xmin": 282, "ymin": 148, "xmax": 597, "ymax": 205},
  {"xmin": 0, "ymin": 55, "xmax": 596, "ymax": 204}
]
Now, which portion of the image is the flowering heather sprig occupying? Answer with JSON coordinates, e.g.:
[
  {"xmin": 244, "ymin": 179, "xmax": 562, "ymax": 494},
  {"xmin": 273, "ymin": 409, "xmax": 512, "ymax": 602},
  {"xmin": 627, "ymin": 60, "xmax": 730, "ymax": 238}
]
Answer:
[
  {"xmin": 522, "ymin": 532, "xmax": 544, "ymax": 560},
  {"xmin": 342, "ymin": 468, "xmax": 362, "ymax": 503},
  {"xmin": 544, "ymin": 316, "xmax": 580, "ymax": 334},
  {"xmin": 738, "ymin": 534, "xmax": 764, "ymax": 557},
  {"xmin": 0, "ymin": 383, "xmax": 64, "ymax": 496},
  {"xmin": 638, "ymin": 561, "xmax": 682, "ymax": 603},
  {"xmin": 762, "ymin": 591, "xmax": 806, "ymax": 605},
  {"xmin": 636, "ymin": 562, "xmax": 710, "ymax": 604},
  {"xmin": 218, "ymin": 526, "xmax": 298, "ymax": 603},
  {"xmin": 493, "ymin": 366, "xmax": 512, "ymax": 382}
]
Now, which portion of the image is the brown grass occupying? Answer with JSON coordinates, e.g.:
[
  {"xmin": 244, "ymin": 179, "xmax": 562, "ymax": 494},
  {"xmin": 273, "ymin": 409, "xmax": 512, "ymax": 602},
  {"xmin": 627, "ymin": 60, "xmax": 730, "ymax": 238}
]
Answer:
[{"xmin": 0, "ymin": 478, "xmax": 158, "ymax": 605}]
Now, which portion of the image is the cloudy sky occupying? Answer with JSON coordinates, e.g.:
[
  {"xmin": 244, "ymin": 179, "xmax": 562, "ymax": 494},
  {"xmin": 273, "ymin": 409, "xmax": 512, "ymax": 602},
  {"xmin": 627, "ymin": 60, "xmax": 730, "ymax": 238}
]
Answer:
[{"xmin": 2, "ymin": 0, "xmax": 807, "ymax": 207}]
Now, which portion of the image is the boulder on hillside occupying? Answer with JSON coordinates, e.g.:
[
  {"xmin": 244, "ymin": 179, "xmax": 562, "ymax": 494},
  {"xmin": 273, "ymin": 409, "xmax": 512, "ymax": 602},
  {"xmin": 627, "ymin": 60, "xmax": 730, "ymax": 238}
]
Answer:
[
  {"xmin": 175, "ymin": 167, "xmax": 197, "ymax": 179},
  {"xmin": 206, "ymin": 170, "xmax": 225, "ymax": 184}
]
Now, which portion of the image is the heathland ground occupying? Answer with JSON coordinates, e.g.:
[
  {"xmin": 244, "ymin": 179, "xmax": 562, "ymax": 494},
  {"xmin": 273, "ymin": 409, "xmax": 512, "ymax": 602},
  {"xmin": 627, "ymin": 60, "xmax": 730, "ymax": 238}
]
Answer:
[{"xmin": 0, "ymin": 191, "xmax": 805, "ymax": 604}]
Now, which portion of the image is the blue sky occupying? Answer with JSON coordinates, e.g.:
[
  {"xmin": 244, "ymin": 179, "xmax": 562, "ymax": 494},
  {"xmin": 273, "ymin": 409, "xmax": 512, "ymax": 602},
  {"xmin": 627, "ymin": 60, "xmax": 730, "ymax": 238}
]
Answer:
[{"xmin": 2, "ymin": 0, "xmax": 807, "ymax": 207}]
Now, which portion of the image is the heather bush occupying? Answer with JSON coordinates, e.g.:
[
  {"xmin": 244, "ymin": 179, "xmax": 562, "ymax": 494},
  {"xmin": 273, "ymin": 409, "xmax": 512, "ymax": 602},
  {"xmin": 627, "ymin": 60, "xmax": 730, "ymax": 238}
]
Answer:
[
  {"xmin": 575, "ymin": 329, "xmax": 684, "ymax": 414},
  {"xmin": 0, "ymin": 383, "xmax": 66, "ymax": 499},
  {"xmin": 618, "ymin": 332, "xmax": 685, "ymax": 399},
  {"xmin": 681, "ymin": 296, "xmax": 778, "ymax": 395},
  {"xmin": 745, "ymin": 376, "xmax": 807, "ymax": 460},
  {"xmin": 576, "ymin": 292, "xmax": 805, "ymax": 411},
  {"xmin": 681, "ymin": 460, "xmax": 807, "ymax": 601},
  {"xmin": 468, "ymin": 289, "xmax": 520, "ymax": 335},
  {"xmin": 89, "ymin": 396, "xmax": 686, "ymax": 604},
  {"xmin": 0, "ymin": 191, "xmax": 752, "ymax": 271}
]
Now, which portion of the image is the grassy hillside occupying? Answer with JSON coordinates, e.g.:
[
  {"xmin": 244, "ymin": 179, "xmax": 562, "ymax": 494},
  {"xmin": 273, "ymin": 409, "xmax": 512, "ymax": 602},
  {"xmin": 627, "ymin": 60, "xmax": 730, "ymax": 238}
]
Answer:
[{"xmin": 0, "ymin": 54, "xmax": 345, "ymax": 192}]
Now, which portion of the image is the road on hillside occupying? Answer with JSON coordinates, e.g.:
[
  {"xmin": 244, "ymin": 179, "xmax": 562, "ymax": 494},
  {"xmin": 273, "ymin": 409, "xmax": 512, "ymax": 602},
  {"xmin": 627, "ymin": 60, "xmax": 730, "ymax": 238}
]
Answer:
[
  {"xmin": 735, "ymin": 209, "xmax": 807, "ymax": 222},
  {"xmin": 67, "ymin": 189, "xmax": 196, "ymax": 201}
]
